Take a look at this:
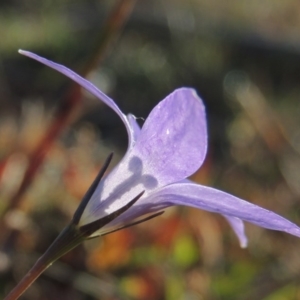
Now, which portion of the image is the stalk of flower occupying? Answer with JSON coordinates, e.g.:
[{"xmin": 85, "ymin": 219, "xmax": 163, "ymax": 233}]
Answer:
[{"xmin": 5, "ymin": 50, "xmax": 300, "ymax": 299}]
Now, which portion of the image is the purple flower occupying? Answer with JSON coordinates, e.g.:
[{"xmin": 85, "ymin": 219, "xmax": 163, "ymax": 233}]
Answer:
[{"xmin": 19, "ymin": 50, "xmax": 300, "ymax": 248}]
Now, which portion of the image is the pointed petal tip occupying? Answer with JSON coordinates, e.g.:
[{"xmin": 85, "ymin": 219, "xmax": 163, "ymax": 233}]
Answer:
[
  {"xmin": 18, "ymin": 49, "xmax": 28, "ymax": 55},
  {"xmin": 18, "ymin": 49, "xmax": 34, "ymax": 59},
  {"xmin": 223, "ymin": 215, "xmax": 248, "ymax": 248},
  {"xmin": 240, "ymin": 239, "xmax": 248, "ymax": 248}
]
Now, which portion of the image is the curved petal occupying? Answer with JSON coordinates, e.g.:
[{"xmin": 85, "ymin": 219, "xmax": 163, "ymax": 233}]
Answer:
[
  {"xmin": 223, "ymin": 215, "xmax": 248, "ymax": 248},
  {"xmin": 127, "ymin": 113, "xmax": 141, "ymax": 144},
  {"xmin": 18, "ymin": 50, "xmax": 135, "ymax": 149},
  {"xmin": 182, "ymin": 179, "xmax": 248, "ymax": 247},
  {"xmin": 132, "ymin": 88, "xmax": 207, "ymax": 185},
  {"xmin": 146, "ymin": 182, "xmax": 300, "ymax": 238}
]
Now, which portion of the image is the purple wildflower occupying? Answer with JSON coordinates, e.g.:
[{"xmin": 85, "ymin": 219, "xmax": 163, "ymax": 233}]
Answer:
[{"xmin": 19, "ymin": 50, "xmax": 300, "ymax": 248}]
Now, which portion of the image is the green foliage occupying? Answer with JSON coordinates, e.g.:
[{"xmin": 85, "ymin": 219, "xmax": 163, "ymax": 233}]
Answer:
[{"xmin": 171, "ymin": 234, "xmax": 199, "ymax": 269}]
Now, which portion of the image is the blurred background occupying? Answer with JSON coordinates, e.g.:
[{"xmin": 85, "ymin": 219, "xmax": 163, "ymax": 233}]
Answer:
[{"xmin": 1, "ymin": 0, "xmax": 300, "ymax": 299}]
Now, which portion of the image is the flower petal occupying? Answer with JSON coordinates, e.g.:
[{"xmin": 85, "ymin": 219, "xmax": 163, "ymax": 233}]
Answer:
[
  {"xmin": 18, "ymin": 50, "xmax": 135, "ymax": 149},
  {"xmin": 127, "ymin": 113, "xmax": 141, "ymax": 144},
  {"xmin": 132, "ymin": 88, "xmax": 207, "ymax": 185},
  {"xmin": 183, "ymin": 179, "xmax": 248, "ymax": 247},
  {"xmin": 146, "ymin": 182, "xmax": 300, "ymax": 239},
  {"xmin": 223, "ymin": 215, "xmax": 248, "ymax": 248}
]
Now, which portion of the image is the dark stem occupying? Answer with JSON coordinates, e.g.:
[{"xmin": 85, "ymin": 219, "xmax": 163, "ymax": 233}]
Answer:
[
  {"xmin": 4, "ymin": 256, "xmax": 49, "ymax": 300},
  {"xmin": 4, "ymin": 190, "xmax": 145, "ymax": 299},
  {"xmin": 4, "ymin": 225, "xmax": 85, "ymax": 300}
]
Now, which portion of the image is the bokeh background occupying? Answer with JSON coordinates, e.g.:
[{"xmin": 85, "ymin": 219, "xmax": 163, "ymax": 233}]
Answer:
[{"xmin": 1, "ymin": 0, "xmax": 300, "ymax": 299}]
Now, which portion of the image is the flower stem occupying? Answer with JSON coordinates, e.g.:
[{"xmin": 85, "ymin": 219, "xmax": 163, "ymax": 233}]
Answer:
[
  {"xmin": 4, "ymin": 255, "xmax": 50, "ymax": 300},
  {"xmin": 4, "ymin": 224, "xmax": 85, "ymax": 300}
]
